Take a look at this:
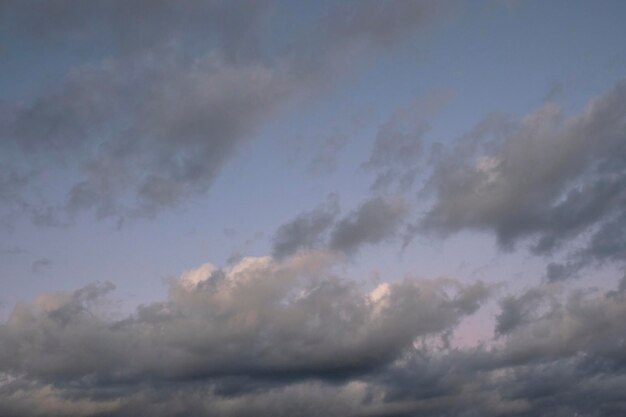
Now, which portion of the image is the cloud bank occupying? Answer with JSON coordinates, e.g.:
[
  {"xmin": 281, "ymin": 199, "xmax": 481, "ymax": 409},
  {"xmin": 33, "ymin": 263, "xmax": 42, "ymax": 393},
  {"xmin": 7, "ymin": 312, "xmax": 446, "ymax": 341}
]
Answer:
[{"xmin": 1, "ymin": 254, "xmax": 625, "ymax": 416}]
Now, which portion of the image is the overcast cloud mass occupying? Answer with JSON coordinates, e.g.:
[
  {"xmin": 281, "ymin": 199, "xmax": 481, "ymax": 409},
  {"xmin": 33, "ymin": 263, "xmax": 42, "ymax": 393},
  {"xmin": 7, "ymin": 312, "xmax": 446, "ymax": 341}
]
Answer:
[{"xmin": 1, "ymin": 1, "xmax": 626, "ymax": 416}]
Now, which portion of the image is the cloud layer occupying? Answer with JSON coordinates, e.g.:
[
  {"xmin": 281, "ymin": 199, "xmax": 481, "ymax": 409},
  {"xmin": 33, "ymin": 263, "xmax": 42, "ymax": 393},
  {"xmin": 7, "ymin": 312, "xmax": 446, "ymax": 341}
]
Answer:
[
  {"xmin": 2, "ymin": 2, "xmax": 626, "ymax": 416},
  {"xmin": 1, "ymin": 254, "xmax": 625, "ymax": 416},
  {"xmin": 0, "ymin": 252, "xmax": 496, "ymax": 416}
]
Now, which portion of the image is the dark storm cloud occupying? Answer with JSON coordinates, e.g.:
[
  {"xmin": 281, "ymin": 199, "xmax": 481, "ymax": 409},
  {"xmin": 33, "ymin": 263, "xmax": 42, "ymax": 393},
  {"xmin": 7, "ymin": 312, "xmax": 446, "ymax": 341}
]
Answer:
[
  {"xmin": 2, "ymin": 265, "xmax": 626, "ymax": 416},
  {"xmin": 0, "ymin": 0, "xmax": 455, "ymax": 225},
  {"xmin": 421, "ymin": 80, "xmax": 626, "ymax": 275}
]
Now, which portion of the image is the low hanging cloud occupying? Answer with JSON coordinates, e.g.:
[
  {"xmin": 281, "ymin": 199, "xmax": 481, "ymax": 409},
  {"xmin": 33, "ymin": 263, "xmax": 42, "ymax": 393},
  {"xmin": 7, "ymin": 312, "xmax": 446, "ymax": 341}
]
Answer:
[
  {"xmin": 421, "ymin": 79, "xmax": 626, "ymax": 277},
  {"xmin": 2, "ymin": 255, "xmax": 626, "ymax": 416},
  {"xmin": 0, "ymin": 251, "xmax": 493, "ymax": 416}
]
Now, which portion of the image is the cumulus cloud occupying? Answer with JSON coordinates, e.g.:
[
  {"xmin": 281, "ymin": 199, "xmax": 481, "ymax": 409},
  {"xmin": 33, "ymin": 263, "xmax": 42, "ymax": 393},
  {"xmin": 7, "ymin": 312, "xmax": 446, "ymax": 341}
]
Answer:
[
  {"xmin": 3, "ymin": 258, "xmax": 626, "ymax": 416},
  {"xmin": 421, "ymin": 80, "xmax": 626, "ymax": 276},
  {"xmin": 0, "ymin": 252, "xmax": 494, "ymax": 416}
]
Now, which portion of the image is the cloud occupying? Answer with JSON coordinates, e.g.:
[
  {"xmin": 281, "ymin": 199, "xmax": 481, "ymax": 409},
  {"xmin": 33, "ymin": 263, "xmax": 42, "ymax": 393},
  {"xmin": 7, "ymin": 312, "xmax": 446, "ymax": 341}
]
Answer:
[
  {"xmin": 330, "ymin": 196, "xmax": 410, "ymax": 254},
  {"xmin": 324, "ymin": 0, "xmax": 456, "ymax": 50},
  {"xmin": 494, "ymin": 288, "xmax": 546, "ymax": 336},
  {"xmin": 0, "ymin": 247, "xmax": 25, "ymax": 256},
  {"xmin": 363, "ymin": 91, "xmax": 452, "ymax": 192},
  {"xmin": 306, "ymin": 132, "xmax": 349, "ymax": 177},
  {"xmin": 421, "ymin": 80, "xmax": 626, "ymax": 276},
  {"xmin": 31, "ymin": 258, "xmax": 52, "ymax": 273},
  {"xmin": 272, "ymin": 194, "xmax": 340, "ymax": 259},
  {"xmin": 2, "ymin": 253, "xmax": 484, "ymax": 382},
  {"xmin": 0, "ymin": 252, "xmax": 495, "ymax": 416},
  {"xmin": 3, "ymin": 50, "xmax": 295, "ymax": 221},
  {"xmin": 0, "ymin": 0, "xmax": 455, "ymax": 226},
  {"xmin": 3, "ymin": 263, "xmax": 626, "ymax": 416},
  {"xmin": 0, "ymin": 0, "xmax": 273, "ymax": 60},
  {"xmin": 272, "ymin": 195, "xmax": 410, "ymax": 259},
  {"xmin": 372, "ymin": 279, "xmax": 626, "ymax": 417},
  {"xmin": 495, "ymin": 284, "xmax": 626, "ymax": 367}
]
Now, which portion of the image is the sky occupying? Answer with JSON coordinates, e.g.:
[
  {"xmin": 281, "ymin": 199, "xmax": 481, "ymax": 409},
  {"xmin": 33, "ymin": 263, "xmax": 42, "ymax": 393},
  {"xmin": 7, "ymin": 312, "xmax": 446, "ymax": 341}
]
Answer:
[{"xmin": 0, "ymin": 1, "xmax": 626, "ymax": 416}]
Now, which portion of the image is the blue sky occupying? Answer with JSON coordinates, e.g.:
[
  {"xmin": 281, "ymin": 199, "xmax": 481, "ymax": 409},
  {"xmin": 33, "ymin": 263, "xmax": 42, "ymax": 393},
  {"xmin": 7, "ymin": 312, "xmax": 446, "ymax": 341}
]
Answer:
[{"xmin": 1, "ymin": 1, "xmax": 626, "ymax": 416}]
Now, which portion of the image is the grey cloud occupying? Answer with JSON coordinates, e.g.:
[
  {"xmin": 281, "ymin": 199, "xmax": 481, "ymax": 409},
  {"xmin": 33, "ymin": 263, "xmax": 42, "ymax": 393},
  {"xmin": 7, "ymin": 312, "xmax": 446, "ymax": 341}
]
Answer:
[
  {"xmin": 364, "ymin": 92, "xmax": 452, "ymax": 193},
  {"xmin": 306, "ymin": 132, "xmax": 349, "ymax": 177},
  {"xmin": 617, "ymin": 273, "xmax": 626, "ymax": 295},
  {"xmin": 545, "ymin": 261, "xmax": 582, "ymax": 282},
  {"xmin": 3, "ymin": 263, "xmax": 626, "ymax": 416},
  {"xmin": 0, "ymin": 247, "xmax": 25, "ymax": 256},
  {"xmin": 580, "ymin": 211, "xmax": 626, "ymax": 264},
  {"xmin": 0, "ymin": 253, "xmax": 492, "ymax": 416},
  {"xmin": 33, "ymin": 51, "xmax": 289, "ymax": 217},
  {"xmin": 0, "ymin": 254, "xmax": 482, "ymax": 381},
  {"xmin": 0, "ymin": 0, "xmax": 455, "ymax": 226},
  {"xmin": 31, "ymin": 258, "xmax": 52, "ymax": 273},
  {"xmin": 422, "ymin": 80, "xmax": 626, "ymax": 275},
  {"xmin": 289, "ymin": 0, "xmax": 457, "ymax": 82},
  {"xmin": 329, "ymin": 196, "xmax": 410, "ymax": 254},
  {"xmin": 0, "ymin": 168, "xmax": 32, "ymax": 230},
  {"xmin": 494, "ymin": 288, "xmax": 545, "ymax": 335},
  {"xmin": 1, "ymin": 0, "xmax": 273, "ymax": 61},
  {"xmin": 544, "ymin": 207, "xmax": 626, "ymax": 283},
  {"xmin": 494, "ymin": 284, "xmax": 626, "ymax": 369},
  {"xmin": 272, "ymin": 194, "xmax": 339, "ymax": 259},
  {"xmin": 326, "ymin": 0, "xmax": 456, "ymax": 50},
  {"xmin": 272, "ymin": 195, "xmax": 410, "ymax": 259},
  {"xmin": 374, "ymin": 279, "xmax": 626, "ymax": 417},
  {"xmin": 3, "ymin": 50, "xmax": 294, "ymax": 221}
]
